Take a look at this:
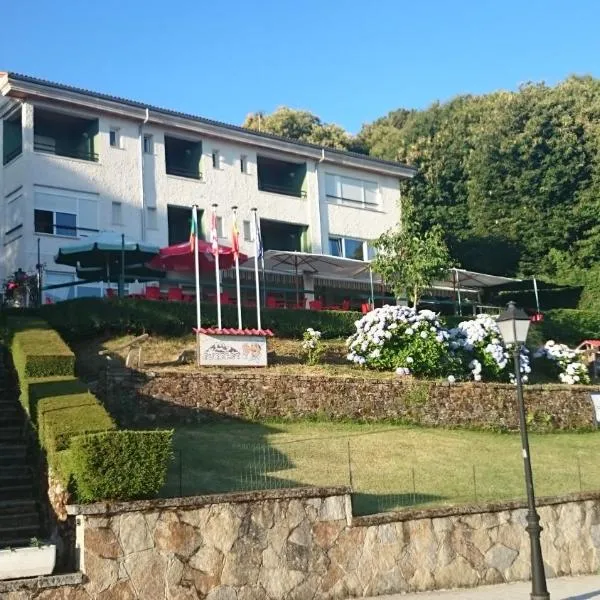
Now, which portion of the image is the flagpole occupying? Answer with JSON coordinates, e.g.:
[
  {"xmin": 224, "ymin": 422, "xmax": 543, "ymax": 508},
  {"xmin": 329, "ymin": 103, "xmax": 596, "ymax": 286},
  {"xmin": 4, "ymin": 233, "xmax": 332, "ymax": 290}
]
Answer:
[
  {"xmin": 251, "ymin": 208, "xmax": 262, "ymax": 330},
  {"xmin": 232, "ymin": 206, "xmax": 243, "ymax": 330},
  {"xmin": 192, "ymin": 205, "xmax": 201, "ymax": 366},
  {"xmin": 212, "ymin": 203, "xmax": 222, "ymax": 330}
]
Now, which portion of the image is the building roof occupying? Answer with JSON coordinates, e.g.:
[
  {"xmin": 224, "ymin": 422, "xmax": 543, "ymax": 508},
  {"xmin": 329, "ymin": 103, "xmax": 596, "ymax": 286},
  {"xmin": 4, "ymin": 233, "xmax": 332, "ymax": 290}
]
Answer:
[{"xmin": 0, "ymin": 71, "xmax": 416, "ymax": 178}]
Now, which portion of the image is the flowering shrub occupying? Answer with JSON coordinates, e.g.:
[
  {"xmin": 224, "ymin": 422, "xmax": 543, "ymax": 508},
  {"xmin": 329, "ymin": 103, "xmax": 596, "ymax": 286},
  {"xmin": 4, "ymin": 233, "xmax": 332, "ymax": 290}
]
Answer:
[
  {"xmin": 301, "ymin": 328, "xmax": 324, "ymax": 365},
  {"xmin": 346, "ymin": 305, "xmax": 461, "ymax": 378},
  {"xmin": 533, "ymin": 341, "xmax": 590, "ymax": 385},
  {"xmin": 450, "ymin": 315, "xmax": 531, "ymax": 383}
]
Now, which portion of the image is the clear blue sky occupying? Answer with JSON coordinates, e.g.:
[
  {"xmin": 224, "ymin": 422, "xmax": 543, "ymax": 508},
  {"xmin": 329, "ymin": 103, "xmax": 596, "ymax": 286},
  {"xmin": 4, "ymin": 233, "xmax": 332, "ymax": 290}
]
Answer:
[{"xmin": 2, "ymin": 0, "xmax": 600, "ymax": 133}]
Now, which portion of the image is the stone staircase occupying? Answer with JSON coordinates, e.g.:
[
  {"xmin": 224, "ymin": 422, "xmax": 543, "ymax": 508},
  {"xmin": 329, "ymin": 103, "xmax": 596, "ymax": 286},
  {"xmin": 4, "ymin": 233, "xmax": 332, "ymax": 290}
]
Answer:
[{"xmin": 0, "ymin": 354, "xmax": 43, "ymax": 549}]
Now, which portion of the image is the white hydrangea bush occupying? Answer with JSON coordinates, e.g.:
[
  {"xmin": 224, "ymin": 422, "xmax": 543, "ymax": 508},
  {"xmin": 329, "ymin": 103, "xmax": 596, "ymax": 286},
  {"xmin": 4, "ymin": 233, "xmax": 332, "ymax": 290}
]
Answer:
[
  {"xmin": 534, "ymin": 341, "xmax": 590, "ymax": 385},
  {"xmin": 345, "ymin": 305, "xmax": 461, "ymax": 378},
  {"xmin": 450, "ymin": 315, "xmax": 531, "ymax": 383}
]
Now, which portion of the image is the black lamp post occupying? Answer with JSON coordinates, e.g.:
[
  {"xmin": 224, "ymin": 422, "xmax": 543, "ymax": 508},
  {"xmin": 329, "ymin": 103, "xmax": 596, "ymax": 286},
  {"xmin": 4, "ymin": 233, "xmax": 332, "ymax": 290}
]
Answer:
[{"xmin": 497, "ymin": 301, "xmax": 550, "ymax": 600}]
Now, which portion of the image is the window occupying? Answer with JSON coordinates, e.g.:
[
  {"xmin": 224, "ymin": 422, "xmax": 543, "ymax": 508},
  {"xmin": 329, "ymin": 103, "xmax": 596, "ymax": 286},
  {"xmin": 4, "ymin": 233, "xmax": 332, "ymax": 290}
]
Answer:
[
  {"xmin": 35, "ymin": 209, "xmax": 76, "ymax": 236},
  {"xmin": 216, "ymin": 216, "xmax": 224, "ymax": 238},
  {"xmin": 325, "ymin": 173, "xmax": 379, "ymax": 206},
  {"xmin": 328, "ymin": 236, "xmax": 371, "ymax": 261},
  {"xmin": 34, "ymin": 187, "xmax": 98, "ymax": 236},
  {"xmin": 212, "ymin": 150, "xmax": 220, "ymax": 169},
  {"xmin": 243, "ymin": 220, "xmax": 253, "ymax": 242},
  {"xmin": 109, "ymin": 128, "xmax": 120, "ymax": 148},
  {"xmin": 329, "ymin": 238, "xmax": 342, "ymax": 257},
  {"xmin": 111, "ymin": 201, "xmax": 123, "ymax": 225},
  {"xmin": 147, "ymin": 207, "xmax": 158, "ymax": 230},
  {"xmin": 344, "ymin": 238, "xmax": 364, "ymax": 260},
  {"xmin": 240, "ymin": 155, "xmax": 248, "ymax": 173},
  {"xmin": 143, "ymin": 134, "xmax": 153, "ymax": 154}
]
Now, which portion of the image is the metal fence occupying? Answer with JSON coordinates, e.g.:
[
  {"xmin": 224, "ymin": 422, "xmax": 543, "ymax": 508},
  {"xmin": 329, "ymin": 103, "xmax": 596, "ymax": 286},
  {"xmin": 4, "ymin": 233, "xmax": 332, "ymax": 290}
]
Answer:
[{"xmin": 161, "ymin": 431, "xmax": 600, "ymax": 516}]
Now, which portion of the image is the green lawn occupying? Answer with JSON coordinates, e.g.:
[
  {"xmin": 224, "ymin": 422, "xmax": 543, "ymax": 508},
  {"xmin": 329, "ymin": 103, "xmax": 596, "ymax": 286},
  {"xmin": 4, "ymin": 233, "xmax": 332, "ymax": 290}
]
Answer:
[{"xmin": 162, "ymin": 422, "xmax": 600, "ymax": 515}]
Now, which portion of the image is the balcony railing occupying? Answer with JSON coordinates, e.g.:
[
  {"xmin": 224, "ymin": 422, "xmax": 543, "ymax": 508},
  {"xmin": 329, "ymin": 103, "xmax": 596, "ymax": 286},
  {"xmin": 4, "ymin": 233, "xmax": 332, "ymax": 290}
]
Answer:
[
  {"xmin": 258, "ymin": 182, "xmax": 307, "ymax": 198},
  {"xmin": 166, "ymin": 166, "xmax": 203, "ymax": 180},
  {"xmin": 3, "ymin": 147, "xmax": 22, "ymax": 165},
  {"xmin": 34, "ymin": 141, "xmax": 99, "ymax": 162}
]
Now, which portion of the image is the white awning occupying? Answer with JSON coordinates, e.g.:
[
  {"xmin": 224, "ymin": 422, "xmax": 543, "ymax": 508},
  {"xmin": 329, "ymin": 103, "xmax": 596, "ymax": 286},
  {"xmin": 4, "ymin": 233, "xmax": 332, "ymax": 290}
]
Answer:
[{"xmin": 243, "ymin": 251, "xmax": 520, "ymax": 292}]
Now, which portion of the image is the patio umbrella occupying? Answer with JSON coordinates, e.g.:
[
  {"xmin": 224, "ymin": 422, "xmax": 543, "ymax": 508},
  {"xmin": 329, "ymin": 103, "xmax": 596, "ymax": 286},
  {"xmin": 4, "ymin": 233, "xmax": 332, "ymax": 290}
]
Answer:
[
  {"xmin": 147, "ymin": 240, "xmax": 248, "ymax": 273},
  {"xmin": 55, "ymin": 232, "xmax": 160, "ymax": 297}
]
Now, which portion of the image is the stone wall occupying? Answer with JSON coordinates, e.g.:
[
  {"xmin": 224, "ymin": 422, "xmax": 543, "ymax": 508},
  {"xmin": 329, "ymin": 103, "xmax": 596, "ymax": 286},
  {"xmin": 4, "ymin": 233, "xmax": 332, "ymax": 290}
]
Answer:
[
  {"xmin": 5, "ymin": 487, "xmax": 600, "ymax": 599},
  {"xmin": 125, "ymin": 371, "xmax": 597, "ymax": 431}
]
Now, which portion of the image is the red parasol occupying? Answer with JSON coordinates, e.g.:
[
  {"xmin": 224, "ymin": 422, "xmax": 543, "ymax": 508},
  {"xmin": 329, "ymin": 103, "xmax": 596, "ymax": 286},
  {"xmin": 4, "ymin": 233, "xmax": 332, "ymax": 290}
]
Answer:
[{"xmin": 147, "ymin": 241, "xmax": 247, "ymax": 273}]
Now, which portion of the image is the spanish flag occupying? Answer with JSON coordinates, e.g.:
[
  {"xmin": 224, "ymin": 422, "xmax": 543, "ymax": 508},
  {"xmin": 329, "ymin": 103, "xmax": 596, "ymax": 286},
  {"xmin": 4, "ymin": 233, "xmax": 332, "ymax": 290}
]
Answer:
[{"xmin": 231, "ymin": 216, "xmax": 240, "ymax": 260}]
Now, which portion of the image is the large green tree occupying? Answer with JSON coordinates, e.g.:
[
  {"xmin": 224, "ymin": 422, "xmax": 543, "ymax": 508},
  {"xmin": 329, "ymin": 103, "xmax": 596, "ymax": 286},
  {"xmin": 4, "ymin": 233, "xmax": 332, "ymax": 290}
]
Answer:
[
  {"xmin": 243, "ymin": 107, "xmax": 366, "ymax": 152},
  {"xmin": 245, "ymin": 77, "xmax": 600, "ymax": 306}
]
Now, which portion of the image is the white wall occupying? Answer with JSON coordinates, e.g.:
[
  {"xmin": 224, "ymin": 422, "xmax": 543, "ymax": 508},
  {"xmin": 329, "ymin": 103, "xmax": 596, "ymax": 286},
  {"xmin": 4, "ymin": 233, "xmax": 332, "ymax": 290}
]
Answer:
[{"xmin": 2, "ymin": 100, "xmax": 405, "ymax": 290}]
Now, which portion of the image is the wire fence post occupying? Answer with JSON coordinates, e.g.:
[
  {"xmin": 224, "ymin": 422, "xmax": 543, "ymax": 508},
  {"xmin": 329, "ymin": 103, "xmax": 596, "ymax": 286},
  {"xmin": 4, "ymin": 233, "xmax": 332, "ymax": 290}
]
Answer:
[
  {"xmin": 347, "ymin": 441, "xmax": 354, "ymax": 489},
  {"xmin": 472, "ymin": 464, "xmax": 478, "ymax": 502},
  {"xmin": 178, "ymin": 450, "xmax": 183, "ymax": 497},
  {"xmin": 577, "ymin": 457, "xmax": 583, "ymax": 493},
  {"xmin": 411, "ymin": 467, "xmax": 416, "ymax": 505}
]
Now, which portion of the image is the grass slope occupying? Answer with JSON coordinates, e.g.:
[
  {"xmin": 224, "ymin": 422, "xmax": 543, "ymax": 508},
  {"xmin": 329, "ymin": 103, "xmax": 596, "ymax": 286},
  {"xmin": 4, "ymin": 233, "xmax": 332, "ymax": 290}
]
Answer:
[{"xmin": 163, "ymin": 422, "xmax": 600, "ymax": 515}]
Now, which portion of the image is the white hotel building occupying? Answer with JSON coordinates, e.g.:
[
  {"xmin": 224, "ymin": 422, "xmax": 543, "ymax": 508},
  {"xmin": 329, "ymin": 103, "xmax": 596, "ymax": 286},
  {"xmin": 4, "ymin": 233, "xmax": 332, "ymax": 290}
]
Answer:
[{"xmin": 0, "ymin": 73, "xmax": 415, "ymax": 302}]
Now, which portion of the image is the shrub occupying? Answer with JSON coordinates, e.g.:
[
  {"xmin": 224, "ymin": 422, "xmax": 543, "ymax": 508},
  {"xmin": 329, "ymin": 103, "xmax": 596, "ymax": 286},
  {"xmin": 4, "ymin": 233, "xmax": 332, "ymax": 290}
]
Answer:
[
  {"xmin": 301, "ymin": 328, "xmax": 324, "ymax": 365},
  {"xmin": 25, "ymin": 298, "xmax": 359, "ymax": 340},
  {"xmin": 533, "ymin": 341, "xmax": 590, "ymax": 385},
  {"xmin": 38, "ymin": 393, "xmax": 115, "ymax": 454},
  {"xmin": 11, "ymin": 323, "xmax": 74, "ymax": 378},
  {"xmin": 346, "ymin": 306, "xmax": 461, "ymax": 378},
  {"xmin": 65, "ymin": 430, "xmax": 173, "ymax": 502},
  {"xmin": 450, "ymin": 314, "xmax": 531, "ymax": 383}
]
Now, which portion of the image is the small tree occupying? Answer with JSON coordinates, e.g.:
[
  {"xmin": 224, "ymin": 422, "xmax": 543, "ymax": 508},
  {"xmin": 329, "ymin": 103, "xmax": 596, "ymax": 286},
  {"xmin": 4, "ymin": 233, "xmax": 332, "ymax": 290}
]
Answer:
[{"xmin": 373, "ymin": 202, "xmax": 451, "ymax": 307}]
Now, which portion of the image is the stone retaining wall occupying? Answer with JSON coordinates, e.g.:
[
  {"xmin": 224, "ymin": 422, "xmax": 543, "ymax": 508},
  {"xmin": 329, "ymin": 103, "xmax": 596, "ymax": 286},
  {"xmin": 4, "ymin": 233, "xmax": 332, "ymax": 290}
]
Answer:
[
  {"xmin": 127, "ymin": 371, "xmax": 598, "ymax": 431},
  {"xmin": 7, "ymin": 487, "xmax": 600, "ymax": 600}
]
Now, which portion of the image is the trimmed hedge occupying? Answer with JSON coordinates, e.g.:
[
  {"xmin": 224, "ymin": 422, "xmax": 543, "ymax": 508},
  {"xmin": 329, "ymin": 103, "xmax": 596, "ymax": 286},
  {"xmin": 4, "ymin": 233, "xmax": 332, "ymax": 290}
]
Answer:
[
  {"xmin": 38, "ymin": 393, "xmax": 115, "ymax": 455},
  {"xmin": 9, "ymin": 317, "xmax": 173, "ymax": 502},
  {"xmin": 11, "ymin": 321, "xmax": 75, "ymax": 378},
  {"xmin": 19, "ymin": 376, "xmax": 88, "ymax": 419},
  {"xmin": 63, "ymin": 430, "xmax": 173, "ymax": 502},
  {"xmin": 26, "ymin": 298, "xmax": 361, "ymax": 340},
  {"xmin": 541, "ymin": 309, "xmax": 600, "ymax": 346}
]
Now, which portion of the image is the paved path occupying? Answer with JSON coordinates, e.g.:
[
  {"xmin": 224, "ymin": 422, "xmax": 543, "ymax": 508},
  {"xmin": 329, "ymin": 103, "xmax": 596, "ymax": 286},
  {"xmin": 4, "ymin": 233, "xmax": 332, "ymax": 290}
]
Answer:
[{"xmin": 363, "ymin": 574, "xmax": 600, "ymax": 599}]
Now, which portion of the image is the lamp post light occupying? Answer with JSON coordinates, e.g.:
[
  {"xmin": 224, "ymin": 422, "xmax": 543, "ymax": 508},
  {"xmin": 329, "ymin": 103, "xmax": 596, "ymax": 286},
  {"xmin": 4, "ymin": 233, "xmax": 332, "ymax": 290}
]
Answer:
[{"xmin": 497, "ymin": 301, "xmax": 550, "ymax": 600}]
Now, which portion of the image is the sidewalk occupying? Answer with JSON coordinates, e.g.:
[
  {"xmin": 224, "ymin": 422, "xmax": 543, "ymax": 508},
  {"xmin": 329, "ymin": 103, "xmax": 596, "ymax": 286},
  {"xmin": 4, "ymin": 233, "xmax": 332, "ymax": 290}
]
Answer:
[{"xmin": 364, "ymin": 574, "xmax": 600, "ymax": 599}]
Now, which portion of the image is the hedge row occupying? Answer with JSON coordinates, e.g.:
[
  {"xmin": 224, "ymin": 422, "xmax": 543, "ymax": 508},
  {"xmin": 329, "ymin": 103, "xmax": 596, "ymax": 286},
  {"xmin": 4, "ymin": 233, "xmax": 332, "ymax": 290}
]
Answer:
[
  {"xmin": 8, "ymin": 300, "xmax": 597, "ymax": 348},
  {"xmin": 9, "ymin": 317, "xmax": 173, "ymax": 502},
  {"xmin": 28, "ymin": 297, "xmax": 362, "ymax": 340},
  {"xmin": 11, "ymin": 321, "xmax": 75, "ymax": 378}
]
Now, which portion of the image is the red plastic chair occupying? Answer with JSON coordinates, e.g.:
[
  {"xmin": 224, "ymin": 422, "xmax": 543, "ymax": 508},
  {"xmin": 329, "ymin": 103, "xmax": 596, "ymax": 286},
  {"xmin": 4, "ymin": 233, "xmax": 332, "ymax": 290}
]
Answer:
[
  {"xmin": 309, "ymin": 300, "xmax": 322, "ymax": 311},
  {"xmin": 106, "ymin": 288, "xmax": 116, "ymax": 299},
  {"xmin": 342, "ymin": 299, "xmax": 351, "ymax": 311},
  {"xmin": 361, "ymin": 302, "xmax": 372, "ymax": 314},
  {"xmin": 266, "ymin": 296, "xmax": 278, "ymax": 309},
  {"xmin": 167, "ymin": 287, "xmax": 183, "ymax": 302},
  {"xmin": 145, "ymin": 286, "xmax": 162, "ymax": 301},
  {"xmin": 221, "ymin": 292, "xmax": 233, "ymax": 305}
]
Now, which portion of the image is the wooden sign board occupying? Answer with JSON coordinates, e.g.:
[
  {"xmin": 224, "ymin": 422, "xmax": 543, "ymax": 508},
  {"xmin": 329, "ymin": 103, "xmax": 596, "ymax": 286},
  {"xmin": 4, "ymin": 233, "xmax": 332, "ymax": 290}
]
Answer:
[{"xmin": 199, "ymin": 333, "xmax": 268, "ymax": 367}]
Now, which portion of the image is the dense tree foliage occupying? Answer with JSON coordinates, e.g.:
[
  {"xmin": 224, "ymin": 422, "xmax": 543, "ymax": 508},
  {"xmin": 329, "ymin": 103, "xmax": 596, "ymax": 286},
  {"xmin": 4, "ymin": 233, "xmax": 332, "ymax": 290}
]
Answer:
[{"xmin": 243, "ymin": 78, "xmax": 600, "ymax": 306}]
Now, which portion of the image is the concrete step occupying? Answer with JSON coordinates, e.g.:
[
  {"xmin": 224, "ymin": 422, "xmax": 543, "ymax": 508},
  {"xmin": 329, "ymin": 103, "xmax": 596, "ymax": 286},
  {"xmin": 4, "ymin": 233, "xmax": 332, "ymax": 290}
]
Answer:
[
  {"xmin": 0, "ymin": 445, "xmax": 27, "ymax": 466},
  {"xmin": 0, "ymin": 412, "xmax": 22, "ymax": 427},
  {"xmin": 0, "ymin": 427, "xmax": 23, "ymax": 443},
  {"xmin": 0, "ymin": 464, "xmax": 31, "ymax": 478},
  {"xmin": 0, "ymin": 471, "xmax": 32, "ymax": 487},
  {"xmin": 0, "ymin": 484, "xmax": 34, "ymax": 502},
  {"xmin": 0, "ymin": 499, "xmax": 38, "ymax": 515},
  {"xmin": 0, "ymin": 524, "xmax": 41, "ymax": 544},
  {"xmin": 0, "ymin": 511, "xmax": 39, "ymax": 529}
]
